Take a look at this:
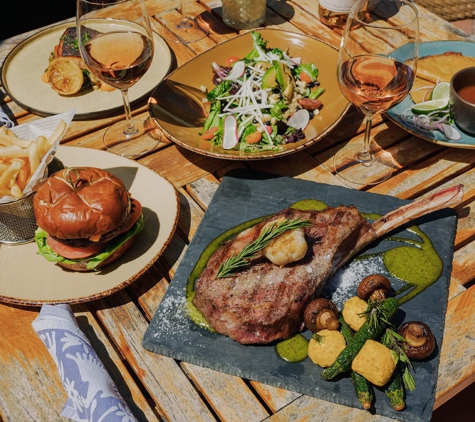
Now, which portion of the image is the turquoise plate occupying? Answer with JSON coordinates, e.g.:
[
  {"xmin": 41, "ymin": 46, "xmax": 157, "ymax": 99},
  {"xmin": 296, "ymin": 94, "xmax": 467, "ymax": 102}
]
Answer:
[{"xmin": 387, "ymin": 40, "xmax": 475, "ymax": 149}]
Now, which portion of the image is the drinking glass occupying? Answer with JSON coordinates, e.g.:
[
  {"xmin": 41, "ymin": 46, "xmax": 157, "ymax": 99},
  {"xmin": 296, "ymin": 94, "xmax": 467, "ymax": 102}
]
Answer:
[
  {"xmin": 77, "ymin": 0, "xmax": 159, "ymax": 157},
  {"xmin": 333, "ymin": 0, "xmax": 419, "ymax": 185},
  {"xmin": 158, "ymin": 0, "xmax": 208, "ymax": 44}
]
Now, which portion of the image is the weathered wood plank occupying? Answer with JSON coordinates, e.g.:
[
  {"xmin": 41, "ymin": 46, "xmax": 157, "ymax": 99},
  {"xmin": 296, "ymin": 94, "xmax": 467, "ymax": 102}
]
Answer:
[
  {"xmin": 94, "ymin": 291, "xmax": 216, "ymax": 422},
  {"xmin": 434, "ymin": 285, "xmax": 475, "ymax": 407}
]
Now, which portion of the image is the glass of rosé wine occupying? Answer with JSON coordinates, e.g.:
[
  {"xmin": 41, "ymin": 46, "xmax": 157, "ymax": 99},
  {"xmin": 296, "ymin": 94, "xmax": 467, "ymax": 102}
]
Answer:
[
  {"xmin": 333, "ymin": 0, "xmax": 419, "ymax": 185},
  {"xmin": 77, "ymin": 0, "xmax": 159, "ymax": 157}
]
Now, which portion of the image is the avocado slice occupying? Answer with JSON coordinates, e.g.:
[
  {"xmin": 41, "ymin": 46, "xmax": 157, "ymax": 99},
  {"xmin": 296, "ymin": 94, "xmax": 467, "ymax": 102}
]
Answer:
[
  {"xmin": 273, "ymin": 60, "xmax": 294, "ymax": 98},
  {"xmin": 261, "ymin": 66, "xmax": 278, "ymax": 89}
]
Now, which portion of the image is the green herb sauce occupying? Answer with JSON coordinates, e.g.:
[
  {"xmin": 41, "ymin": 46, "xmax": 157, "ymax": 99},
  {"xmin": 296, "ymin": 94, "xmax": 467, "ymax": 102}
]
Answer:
[{"xmin": 275, "ymin": 334, "xmax": 309, "ymax": 362}]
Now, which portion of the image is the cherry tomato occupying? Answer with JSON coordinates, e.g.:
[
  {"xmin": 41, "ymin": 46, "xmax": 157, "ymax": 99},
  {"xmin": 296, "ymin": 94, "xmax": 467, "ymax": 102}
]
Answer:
[
  {"xmin": 226, "ymin": 56, "xmax": 241, "ymax": 67},
  {"xmin": 201, "ymin": 126, "xmax": 218, "ymax": 140},
  {"xmin": 298, "ymin": 98, "xmax": 322, "ymax": 110},
  {"xmin": 245, "ymin": 132, "xmax": 262, "ymax": 144},
  {"xmin": 299, "ymin": 71, "xmax": 312, "ymax": 84}
]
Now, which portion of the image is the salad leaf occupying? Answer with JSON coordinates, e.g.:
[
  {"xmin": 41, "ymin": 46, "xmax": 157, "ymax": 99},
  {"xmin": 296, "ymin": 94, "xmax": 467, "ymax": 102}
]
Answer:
[
  {"xmin": 296, "ymin": 63, "xmax": 319, "ymax": 81},
  {"xmin": 203, "ymin": 101, "xmax": 222, "ymax": 132},
  {"xmin": 207, "ymin": 80, "xmax": 232, "ymax": 102}
]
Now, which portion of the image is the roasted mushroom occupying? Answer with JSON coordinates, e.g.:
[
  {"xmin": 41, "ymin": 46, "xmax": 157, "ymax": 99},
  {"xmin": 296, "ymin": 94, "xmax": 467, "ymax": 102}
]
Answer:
[
  {"xmin": 398, "ymin": 321, "xmax": 436, "ymax": 360},
  {"xmin": 304, "ymin": 298, "xmax": 339, "ymax": 333},
  {"xmin": 357, "ymin": 274, "xmax": 392, "ymax": 302}
]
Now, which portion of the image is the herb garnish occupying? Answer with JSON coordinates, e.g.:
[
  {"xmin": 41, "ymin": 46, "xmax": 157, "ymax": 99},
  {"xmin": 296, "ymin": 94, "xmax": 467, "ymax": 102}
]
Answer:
[
  {"xmin": 381, "ymin": 327, "xmax": 416, "ymax": 391},
  {"xmin": 215, "ymin": 218, "xmax": 311, "ymax": 279}
]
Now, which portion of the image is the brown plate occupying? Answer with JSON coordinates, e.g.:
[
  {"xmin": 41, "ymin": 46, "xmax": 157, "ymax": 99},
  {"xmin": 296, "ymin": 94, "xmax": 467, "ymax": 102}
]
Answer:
[
  {"xmin": 1, "ymin": 22, "xmax": 172, "ymax": 120},
  {"xmin": 148, "ymin": 29, "xmax": 350, "ymax": 160},
  {"xmin": 0, "ymin": 146, "xmax": 179, "ymax": 306}
]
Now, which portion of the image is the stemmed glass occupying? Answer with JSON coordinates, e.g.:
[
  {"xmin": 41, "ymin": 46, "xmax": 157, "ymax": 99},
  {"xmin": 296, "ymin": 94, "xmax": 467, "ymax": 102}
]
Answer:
[
  {"xmin": 333, "ymin": 0, "xmax": 419, "ymax": 185},
  {"xmin": 159, "ymin": 0, "xmax": 208, "ymax": 44},
  {"xmin": 77, "ymin": 0, "xmax": 159, "ymax": 157}
]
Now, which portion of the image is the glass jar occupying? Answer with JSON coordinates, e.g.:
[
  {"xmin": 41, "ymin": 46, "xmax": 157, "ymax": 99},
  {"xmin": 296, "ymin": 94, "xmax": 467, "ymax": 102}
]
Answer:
[{"xmin": 222, "ymin": 0, "xmax": 266, "ymax": 30}]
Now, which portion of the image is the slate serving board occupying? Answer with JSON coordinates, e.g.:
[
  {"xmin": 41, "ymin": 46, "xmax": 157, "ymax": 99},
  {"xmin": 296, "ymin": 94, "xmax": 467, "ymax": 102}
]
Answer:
[{"xmin": 142, "ymin": 169, "xmax": 458, "ymax": 422}]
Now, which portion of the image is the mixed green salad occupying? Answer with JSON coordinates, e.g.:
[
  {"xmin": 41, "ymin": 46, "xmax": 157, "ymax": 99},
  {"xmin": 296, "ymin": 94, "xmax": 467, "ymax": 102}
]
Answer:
[{"xmin": 200, "ymin": 32, "xmax": 325, "ymax": 152}]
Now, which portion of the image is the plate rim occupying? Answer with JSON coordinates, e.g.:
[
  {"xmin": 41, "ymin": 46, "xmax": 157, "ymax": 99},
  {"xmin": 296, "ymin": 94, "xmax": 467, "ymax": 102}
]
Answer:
[
  {"xmin": 386, "ymin": 40, "xmax": 475, "ymax": 149},
  {"xmin": 1, "ymin": 22, "xmax": 173, "ymax": 120},
  {"xmin": 0, "ymin": 145, "xmax": 180, "ymax": 306},
  {"xmin": 148, "ymin": 28, "xmax": 351, "ymax": 160}
]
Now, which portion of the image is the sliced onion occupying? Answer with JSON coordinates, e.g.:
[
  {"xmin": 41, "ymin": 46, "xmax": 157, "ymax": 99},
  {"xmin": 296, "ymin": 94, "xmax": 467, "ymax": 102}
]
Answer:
[{"xmin": 222, "ymin": 116, "xmax": 239, "ymax": 149}]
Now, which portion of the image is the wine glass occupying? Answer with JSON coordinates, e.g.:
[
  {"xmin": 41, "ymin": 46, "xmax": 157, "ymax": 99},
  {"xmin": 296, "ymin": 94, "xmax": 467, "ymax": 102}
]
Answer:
[
  {"xmin": 77, "ymin": 0, "xmax": 159, "ymax": 157},
  {"xmin": 333, "ymin": 0, "xmax": 419, "ymax": 185},
  {"xmin": 158, "ymin": 0, "xmax": 208, "ymax": 44}
]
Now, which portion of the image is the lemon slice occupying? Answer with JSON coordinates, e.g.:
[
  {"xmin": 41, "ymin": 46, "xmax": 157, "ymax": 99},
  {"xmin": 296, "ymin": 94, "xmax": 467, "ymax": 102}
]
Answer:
[
  {"xmin": 411, "ymin": 99, "xmax": 449, "ymax": 115},
  {"xmin": 430, "ymin": 81, "xmax": 450, "ymax": 101},
  {"xmin": 47, "ymin": 58, "xmax": 84, "ymax": 96}
]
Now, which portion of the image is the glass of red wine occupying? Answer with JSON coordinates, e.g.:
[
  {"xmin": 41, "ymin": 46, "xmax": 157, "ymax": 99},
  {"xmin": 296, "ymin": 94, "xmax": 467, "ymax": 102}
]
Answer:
[
  {"xmin": 77, "ymin": 0, "xmax": 159, "ymax": 157},
  {"xmin": 333, "ymin": 0, "xmax": 419, "ymax": 185}
]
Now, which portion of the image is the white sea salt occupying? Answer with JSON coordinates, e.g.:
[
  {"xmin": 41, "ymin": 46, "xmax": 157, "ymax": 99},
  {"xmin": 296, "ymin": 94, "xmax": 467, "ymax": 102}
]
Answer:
[{"xmin": 322, "ymin": 255, "xmax": 385, "ymax": 309}]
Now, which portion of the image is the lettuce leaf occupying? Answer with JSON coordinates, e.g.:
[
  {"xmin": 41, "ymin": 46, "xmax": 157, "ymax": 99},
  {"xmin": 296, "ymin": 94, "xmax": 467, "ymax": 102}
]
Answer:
[{"xmin": 34, "ymin": 214, "xmax": 144, "ymax": 271}]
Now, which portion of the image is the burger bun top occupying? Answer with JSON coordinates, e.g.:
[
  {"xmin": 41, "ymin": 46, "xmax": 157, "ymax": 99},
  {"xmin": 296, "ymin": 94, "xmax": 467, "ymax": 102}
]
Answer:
[{"xmin": 33, "ymin": 167, "xmax": 131, "ymax": 240}]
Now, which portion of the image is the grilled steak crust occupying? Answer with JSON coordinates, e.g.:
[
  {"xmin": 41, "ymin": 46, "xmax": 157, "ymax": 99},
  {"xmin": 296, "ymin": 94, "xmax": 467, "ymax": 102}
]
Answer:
[{"xmin": 193, "ymin": 206, "xmax": 369, "ymax": 344}]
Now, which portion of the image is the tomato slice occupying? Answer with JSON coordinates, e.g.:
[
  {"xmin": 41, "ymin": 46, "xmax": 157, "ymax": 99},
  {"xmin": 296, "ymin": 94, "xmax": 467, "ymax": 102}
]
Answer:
[
  {"xmin": 47, "ymin": 236, "xmax": 105, "ymax": 260},
  {"xmin": 226, "ymin": 56, "xmax": 240, "ymax": 67},
  {"xmin": 299, "ymin": 71, "xmax": 312, "ymax": 84}
]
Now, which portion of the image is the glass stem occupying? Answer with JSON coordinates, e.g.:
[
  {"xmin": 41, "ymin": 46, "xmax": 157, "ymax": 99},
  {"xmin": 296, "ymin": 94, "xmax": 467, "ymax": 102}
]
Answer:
[
  {"xmin": 121, "ymin": 89, "xmax": 138, "ymax": 136},
  {"xmin": 357, "ymin": 115, "xmax": 374, "ymax": 165},
  {"xmin": 179, "ymin": 0, "xmax": 191, "ymax": 27}
]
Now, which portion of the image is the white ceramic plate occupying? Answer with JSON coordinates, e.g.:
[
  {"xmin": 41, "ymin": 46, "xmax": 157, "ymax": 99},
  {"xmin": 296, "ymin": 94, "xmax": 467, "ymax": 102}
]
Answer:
[
  {"xmin": 0, "ymin": 146, "xmax": 179, "ymax": 306},
  {"xmin": 1, "ymin": 22, "xmax": 172, "ymax": 119}
]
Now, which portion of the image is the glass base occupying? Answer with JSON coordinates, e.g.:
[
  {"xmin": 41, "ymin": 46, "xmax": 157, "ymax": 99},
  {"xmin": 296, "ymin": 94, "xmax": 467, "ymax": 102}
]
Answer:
[
  {"xmin": 333, "ymin": 142, "xmax": 395, "ymax": 185},
  {"xmin": 103, "ymin": 117, "xmax": 160, "ymax": 158},
  {"xmin": 159, "ymin": 15, "xmax": 208, "ymax": 44}
]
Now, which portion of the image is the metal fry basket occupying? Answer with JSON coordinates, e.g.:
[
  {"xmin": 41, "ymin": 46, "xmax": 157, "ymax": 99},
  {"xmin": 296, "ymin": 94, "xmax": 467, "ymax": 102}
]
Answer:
[{"xmin": 0, "ymin": 192, "xmax": 37, "ymax": 244}]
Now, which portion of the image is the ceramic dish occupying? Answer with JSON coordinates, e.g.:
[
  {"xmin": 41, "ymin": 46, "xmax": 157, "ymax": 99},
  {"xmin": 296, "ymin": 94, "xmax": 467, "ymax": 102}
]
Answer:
[
  {"xmin": 1, "ymin": 22, "xmax": 172, "ymax": 120},
  {"xmin": 0, "ymin": 146, "xmax": 179, "ymax": 306},
  {"xmin": 387, "ymin": 40, "xmax": 475, "ymax": 149},
  {"xmin": 148, "ymin": 29, "xmax": 350, "ymax": 160}
]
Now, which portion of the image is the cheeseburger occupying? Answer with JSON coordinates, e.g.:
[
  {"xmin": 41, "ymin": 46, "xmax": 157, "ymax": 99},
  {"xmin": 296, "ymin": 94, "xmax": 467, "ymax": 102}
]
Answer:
[{"xmin": 33, "ymin": 167, "xmax": 143, "ymax": 271}]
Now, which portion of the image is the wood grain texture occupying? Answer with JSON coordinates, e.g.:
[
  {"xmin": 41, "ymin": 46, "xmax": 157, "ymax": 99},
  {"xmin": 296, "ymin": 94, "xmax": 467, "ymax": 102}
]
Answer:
[{"xmin": 0, "ymin": 2, "xmax": 474, "ymax": 422}]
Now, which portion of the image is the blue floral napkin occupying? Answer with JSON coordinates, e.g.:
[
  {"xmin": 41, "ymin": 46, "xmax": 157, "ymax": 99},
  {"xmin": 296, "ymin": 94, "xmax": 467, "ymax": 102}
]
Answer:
[
  {"xmin": 0, "ymin": 109, "xmax": 14, "ymax": 128},
  {"xmin": 32, "ymin": 304, "xmax": 138, "ymax": 422}
]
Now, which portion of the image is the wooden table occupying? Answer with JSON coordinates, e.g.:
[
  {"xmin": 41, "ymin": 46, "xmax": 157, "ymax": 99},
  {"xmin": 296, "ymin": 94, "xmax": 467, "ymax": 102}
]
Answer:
[{"xmin": 1, "ymin": 1, "xmax": 474, "ymax": 421}]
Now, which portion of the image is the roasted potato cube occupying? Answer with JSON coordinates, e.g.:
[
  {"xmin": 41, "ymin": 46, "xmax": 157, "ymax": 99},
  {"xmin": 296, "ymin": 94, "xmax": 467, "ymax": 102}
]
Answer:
[
  {"xmin": 308, "ymin": 329, "xmax": 346, "ymax": 368},
  {"xmin": 342, "ymin": 296, "xmax": 368, "ymax": 331},
  {"xmin": 352, "ymin": 340, "xmax": 398, "ymax": 386}
]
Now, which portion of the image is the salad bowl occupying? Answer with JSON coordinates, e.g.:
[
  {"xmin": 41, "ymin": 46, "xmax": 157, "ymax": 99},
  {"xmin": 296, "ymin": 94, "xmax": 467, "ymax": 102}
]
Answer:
[{"xmin": 148, "ymin": 29, "xmax": 350, "ymax": 160}]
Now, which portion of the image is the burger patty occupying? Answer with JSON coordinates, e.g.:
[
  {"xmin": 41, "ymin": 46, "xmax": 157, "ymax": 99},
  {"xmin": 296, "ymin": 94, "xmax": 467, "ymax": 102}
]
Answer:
[{"xmin": 50, "ymin": 208, "xmax": 133, "ymax": 248}]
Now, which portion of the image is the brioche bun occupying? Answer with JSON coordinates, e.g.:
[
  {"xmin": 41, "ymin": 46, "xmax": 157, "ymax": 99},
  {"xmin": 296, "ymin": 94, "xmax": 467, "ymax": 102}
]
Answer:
[{"xmin": 33, "ymin": 167, "xmax": 131, "ymax": 241}]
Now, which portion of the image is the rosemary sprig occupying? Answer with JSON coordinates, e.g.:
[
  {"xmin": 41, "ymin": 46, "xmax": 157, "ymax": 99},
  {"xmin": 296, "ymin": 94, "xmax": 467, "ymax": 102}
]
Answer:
[
  {"xmin": 215, "ymin": 218, "xmax": 311, "ymax": 279},
  {"xmin": 359, "ymin": 299, "xmax": 393, "ymax": 330},
  {"xmin": 381, "ymin": 327, "xmax": 416, "ymax": 391}
]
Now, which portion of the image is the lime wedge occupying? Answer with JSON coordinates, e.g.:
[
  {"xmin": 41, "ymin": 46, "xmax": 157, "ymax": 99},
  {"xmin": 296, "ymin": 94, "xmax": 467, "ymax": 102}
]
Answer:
[
  {"xmin": 430, "ymin": 81, "xmax": 450, "ymax": 101},
  {"xmin": 411, "ymin": 99, "xmax": 450, "ymax": 115}
]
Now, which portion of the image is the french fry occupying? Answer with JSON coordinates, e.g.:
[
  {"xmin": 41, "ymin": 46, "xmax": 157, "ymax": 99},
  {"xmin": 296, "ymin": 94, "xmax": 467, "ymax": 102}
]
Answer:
[
  {"xmin": 10, "ymin": 183, "xmax": 23, "ymax": 200},
  {"xmin": 0, "ymin": 145, "xmax": 30, "ymax": 159},
  {"xmin": 0, "ymin": 159, "xmax": 24, "ymax": 191},
  {"xmin": 16, "ymin": 163, "xmax": 30, "ymax": 192},
  {"xmin": 28, "ymin": 142, "xmax": 40, "ymax": 176},
  {"xmin": 35, "ymin": 135, "xmax": 48, "ymax": 157},
  {"xmin": 45, "ymin": 119, "xmax": 67, "ymax": 151}
]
